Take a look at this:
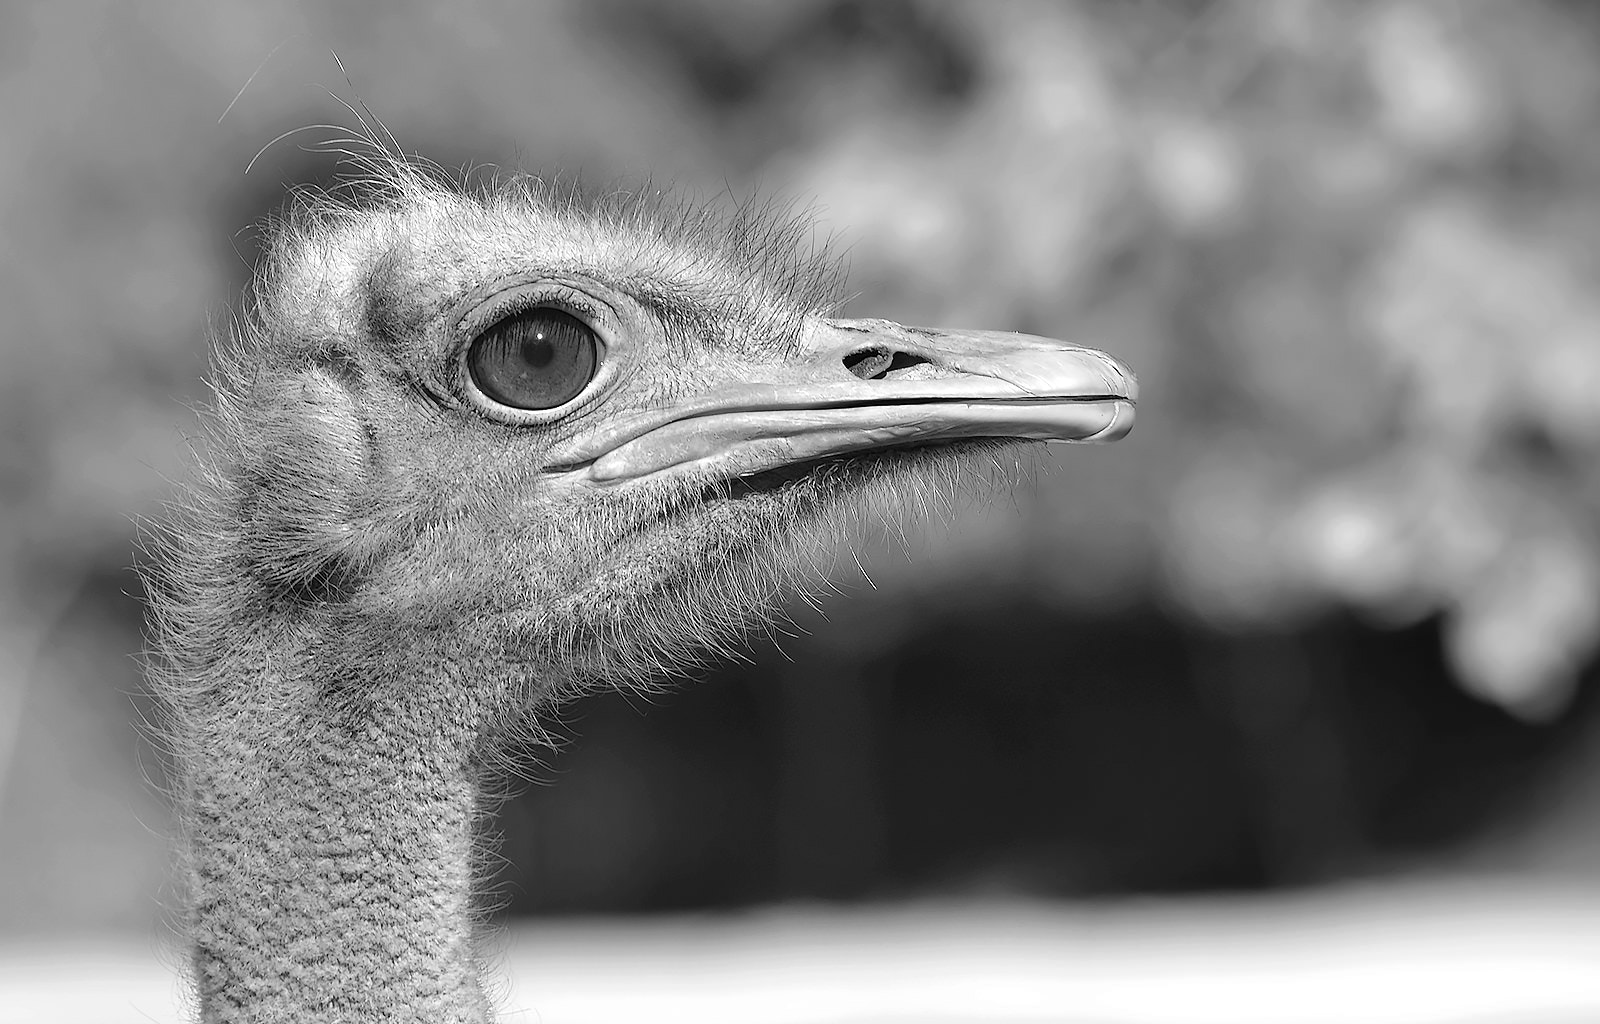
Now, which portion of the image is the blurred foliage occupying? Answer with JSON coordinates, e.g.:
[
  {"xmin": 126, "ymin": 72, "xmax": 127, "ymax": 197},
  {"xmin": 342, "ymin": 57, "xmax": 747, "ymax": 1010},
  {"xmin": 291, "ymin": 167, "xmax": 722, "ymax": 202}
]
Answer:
[
  {"xmin": 4, "ymin": 0, "xmax": 1600, "ymax": 929},
  {"xmin": 678, "ymin": 0, "xmax": 1600, "ymax": 721}
]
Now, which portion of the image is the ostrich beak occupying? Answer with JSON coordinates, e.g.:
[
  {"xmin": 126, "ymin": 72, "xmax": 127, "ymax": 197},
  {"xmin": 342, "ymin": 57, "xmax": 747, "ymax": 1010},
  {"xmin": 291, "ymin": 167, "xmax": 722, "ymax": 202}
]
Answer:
[{"xmin": 552, "ymin": 316, "xmax": 1136, "ymax": 486}]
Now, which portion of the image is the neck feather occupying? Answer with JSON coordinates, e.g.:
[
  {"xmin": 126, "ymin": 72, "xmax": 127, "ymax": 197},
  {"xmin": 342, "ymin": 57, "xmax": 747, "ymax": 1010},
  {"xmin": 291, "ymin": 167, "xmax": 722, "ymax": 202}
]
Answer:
[{"xmin": 178, "ymin": 645, "xmax": 492, "ymax": 1023}]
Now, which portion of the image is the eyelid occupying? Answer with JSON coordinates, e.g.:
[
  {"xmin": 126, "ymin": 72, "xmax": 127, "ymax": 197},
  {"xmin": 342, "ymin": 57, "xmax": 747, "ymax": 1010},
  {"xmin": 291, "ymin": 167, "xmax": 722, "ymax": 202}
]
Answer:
[{"xmin": 457, "ymin": 284, "xmax": 608, "ymax": 337}]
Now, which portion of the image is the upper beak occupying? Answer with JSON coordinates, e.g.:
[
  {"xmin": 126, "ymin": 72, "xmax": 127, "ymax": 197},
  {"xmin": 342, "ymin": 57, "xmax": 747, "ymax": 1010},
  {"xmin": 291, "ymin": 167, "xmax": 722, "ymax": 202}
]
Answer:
[{"xmin": 548, "ymin": 316, "xmax": 1136, "ymax": 487}]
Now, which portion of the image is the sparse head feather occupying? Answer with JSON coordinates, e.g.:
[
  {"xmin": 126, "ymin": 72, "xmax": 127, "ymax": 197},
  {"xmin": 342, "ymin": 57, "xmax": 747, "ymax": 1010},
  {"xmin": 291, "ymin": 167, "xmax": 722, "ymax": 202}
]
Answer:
[{"xmin": 255, "ymin": 157, "xmax": 847, "ymax": 370}]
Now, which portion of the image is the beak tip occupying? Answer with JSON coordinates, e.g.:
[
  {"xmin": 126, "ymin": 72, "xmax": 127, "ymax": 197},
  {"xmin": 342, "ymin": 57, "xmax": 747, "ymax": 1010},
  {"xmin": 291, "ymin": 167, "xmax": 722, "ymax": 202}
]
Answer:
[
  {"xmin": 1106, "ymin": 399, "xmax": 1136, "ymax": 441},
  {"xmin": 1057, "ymin": 399, "xmax": 1135, "ymax": 444},
  {"xmin": 1101, "ymin": 353, "xmax": 1139, "ymax": 404}
]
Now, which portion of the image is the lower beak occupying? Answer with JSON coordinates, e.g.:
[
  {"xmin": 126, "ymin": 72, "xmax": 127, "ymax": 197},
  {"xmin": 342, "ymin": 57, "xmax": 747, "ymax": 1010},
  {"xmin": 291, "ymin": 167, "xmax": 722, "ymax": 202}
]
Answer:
[{"xmin": 550, "ymin": 316, "xmax": 1136, "ymax": 487}]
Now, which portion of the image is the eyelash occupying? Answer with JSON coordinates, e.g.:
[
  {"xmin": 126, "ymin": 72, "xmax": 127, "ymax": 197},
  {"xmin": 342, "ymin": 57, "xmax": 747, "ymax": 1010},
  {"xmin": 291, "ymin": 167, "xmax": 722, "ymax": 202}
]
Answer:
[{"xmin": 465, "ymin": 290, "xmax": 601, "ymax": 338}]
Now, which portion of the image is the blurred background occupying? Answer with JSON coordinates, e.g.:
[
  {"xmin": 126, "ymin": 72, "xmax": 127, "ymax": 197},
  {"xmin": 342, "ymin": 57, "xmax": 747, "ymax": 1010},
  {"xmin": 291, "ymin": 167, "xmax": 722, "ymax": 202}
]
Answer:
[{"xmin": 3, "ymin": 0, "xmax": 1600, "ymax": 1020}]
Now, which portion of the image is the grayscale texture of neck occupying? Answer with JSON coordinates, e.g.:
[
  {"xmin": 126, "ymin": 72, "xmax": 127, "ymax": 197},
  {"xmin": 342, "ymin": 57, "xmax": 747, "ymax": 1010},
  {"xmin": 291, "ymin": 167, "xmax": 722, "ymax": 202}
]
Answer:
[{"xmin": 175, "ymin": 635, "xmax": 494, "ymax": 1023}]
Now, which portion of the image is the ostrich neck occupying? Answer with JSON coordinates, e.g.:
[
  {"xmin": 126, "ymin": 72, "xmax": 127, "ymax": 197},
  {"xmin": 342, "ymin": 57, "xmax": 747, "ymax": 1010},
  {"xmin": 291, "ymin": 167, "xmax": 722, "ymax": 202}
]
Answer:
[{"xmin": 181, "ymin": 642, "xmax": 492, "ymax": 1023}]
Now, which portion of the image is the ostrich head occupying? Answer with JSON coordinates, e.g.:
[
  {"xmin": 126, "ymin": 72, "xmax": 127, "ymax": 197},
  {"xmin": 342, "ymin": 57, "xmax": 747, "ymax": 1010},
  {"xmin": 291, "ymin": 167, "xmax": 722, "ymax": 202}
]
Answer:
[{"xmin": 146, "ymin": 159, "xmax": 1134, "ymax": 1022}]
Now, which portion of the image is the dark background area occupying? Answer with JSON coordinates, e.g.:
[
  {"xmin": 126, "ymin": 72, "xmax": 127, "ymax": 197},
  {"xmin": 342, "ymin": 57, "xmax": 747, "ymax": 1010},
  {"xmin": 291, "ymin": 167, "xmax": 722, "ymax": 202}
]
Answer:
[
  {"xmin": 496, "ymin": 605, "xmax": 1596, "ymax": 916},
  {"xmin": 3, "ymin": 0, "xmax": 1600, "ymax": 937}
]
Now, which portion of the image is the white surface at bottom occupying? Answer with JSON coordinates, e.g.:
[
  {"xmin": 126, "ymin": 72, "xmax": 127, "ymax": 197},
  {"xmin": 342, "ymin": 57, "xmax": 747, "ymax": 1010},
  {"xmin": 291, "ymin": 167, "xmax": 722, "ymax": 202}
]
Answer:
[{"xmin": 3, "ymin": 879, "xmax": 1598, "ymax": 1024}]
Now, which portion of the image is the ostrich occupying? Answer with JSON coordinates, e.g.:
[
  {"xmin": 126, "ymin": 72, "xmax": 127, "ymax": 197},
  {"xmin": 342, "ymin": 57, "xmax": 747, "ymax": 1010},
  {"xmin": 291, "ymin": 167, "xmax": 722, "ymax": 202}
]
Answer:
[{"xmin": 143, "ymin": 156, "xmax": 1135, "ymax": 1023}]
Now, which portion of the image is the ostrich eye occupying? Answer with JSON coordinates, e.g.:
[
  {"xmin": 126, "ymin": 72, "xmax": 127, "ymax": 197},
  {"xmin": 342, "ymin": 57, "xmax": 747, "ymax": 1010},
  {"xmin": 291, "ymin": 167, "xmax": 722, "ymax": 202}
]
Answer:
[{"xmin": 467, "ymin": 307, "xmax": 600, "ymax": 411}]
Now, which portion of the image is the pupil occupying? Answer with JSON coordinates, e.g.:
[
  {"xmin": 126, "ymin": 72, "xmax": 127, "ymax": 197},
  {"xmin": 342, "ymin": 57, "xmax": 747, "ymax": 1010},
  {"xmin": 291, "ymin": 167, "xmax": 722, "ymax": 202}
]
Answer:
[{"xmin": 523, "ymin": 337, "xmax": 554, "ymax": 369}]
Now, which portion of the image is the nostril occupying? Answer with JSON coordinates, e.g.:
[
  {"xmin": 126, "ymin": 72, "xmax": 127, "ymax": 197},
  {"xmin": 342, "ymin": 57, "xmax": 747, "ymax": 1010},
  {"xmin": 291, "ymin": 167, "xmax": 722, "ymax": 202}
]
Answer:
[
  {"xmin": 843, "ymin": 348, "xmax": 893, "ymax": 379},
  {"xmin": 843, "ymin": 348, "xmax": 931, "ymax": 381}
]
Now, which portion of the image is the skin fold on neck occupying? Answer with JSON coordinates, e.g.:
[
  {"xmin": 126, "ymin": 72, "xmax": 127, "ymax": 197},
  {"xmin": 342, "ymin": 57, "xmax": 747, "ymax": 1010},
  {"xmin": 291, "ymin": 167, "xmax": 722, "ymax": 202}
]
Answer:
[{"xmin": 180, "ymin": 649, "xmax": 493, "ymax": 1023}]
